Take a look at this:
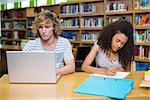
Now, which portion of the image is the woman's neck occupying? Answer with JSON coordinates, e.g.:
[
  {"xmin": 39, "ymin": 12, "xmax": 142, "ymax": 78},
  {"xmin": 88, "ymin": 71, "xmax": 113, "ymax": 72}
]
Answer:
[{"xmin": 108, "ymin": 49, "xmax": 118, "ymax": 61}]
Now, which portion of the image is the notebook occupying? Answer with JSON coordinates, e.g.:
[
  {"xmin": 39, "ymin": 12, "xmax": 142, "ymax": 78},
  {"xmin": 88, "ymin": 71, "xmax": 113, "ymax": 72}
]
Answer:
[
  {"xmin": 74, "ymin": 76, "xmax": 134, "ymax": 99},
  {"xmin": 6, "ymin": 51, "xmax": 61, "ymax": 83},
  {"xmin": 90, "ymin": 72, "xmax": 129, "ymax": 79}
]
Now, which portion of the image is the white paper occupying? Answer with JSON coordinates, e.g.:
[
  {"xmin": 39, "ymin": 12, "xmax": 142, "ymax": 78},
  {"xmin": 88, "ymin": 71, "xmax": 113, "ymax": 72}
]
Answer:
[{"xmin": 90, "ymin": 72, "xmax": 130, "ymax": 79}]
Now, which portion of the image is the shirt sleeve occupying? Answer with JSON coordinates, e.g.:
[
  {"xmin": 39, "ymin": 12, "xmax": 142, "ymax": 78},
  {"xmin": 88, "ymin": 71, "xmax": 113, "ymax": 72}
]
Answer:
[
  {"xmin": 63, "ymin": 39, "xmax": 74, "ymax": 60},
  {"xmin": 22, "ymin": 41, "xmax": 32, "ymax": 51}
]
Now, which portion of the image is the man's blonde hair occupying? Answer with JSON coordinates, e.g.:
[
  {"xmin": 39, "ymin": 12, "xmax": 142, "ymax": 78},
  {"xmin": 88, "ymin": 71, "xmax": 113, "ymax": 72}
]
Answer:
[{"xmin": 32, "ymin": 10, "xmax": 60, "ymax": 38}]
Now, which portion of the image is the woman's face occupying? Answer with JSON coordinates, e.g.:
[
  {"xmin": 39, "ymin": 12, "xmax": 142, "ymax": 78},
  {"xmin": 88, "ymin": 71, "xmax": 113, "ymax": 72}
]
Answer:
[
  {"xmin": 111, "ymin": 32, "xmax": 128, "ymax": 52},
  {"xmin": 38, "ymin": 21, "xmax": 54, "ymax": 41}
]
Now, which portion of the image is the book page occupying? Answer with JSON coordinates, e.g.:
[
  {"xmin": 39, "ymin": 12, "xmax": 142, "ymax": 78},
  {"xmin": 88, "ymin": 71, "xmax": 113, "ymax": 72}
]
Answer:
[{"xmin": 90, "ymin": 72, "xmax": 130, "ymax": 79}]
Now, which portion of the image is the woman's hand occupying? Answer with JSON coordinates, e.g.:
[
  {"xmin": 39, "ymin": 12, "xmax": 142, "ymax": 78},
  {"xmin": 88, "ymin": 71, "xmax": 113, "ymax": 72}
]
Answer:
[{"xmin": 103, "ymin": 68, "xmax": 117, "ymax": 76}]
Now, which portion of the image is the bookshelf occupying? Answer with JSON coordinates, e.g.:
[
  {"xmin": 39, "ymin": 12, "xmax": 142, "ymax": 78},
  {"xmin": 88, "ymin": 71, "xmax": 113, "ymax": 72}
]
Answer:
[
  {"xmin": 59, "ymin": 0, "xmax": 104, "ymax": 47},
  {"xmin": 0, "ymin": 0, "xmax": 150, "ymax": 70}
]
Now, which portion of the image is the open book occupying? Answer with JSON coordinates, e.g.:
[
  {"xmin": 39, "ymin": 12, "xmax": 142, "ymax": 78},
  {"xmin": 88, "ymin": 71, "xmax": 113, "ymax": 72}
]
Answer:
[{"xmin": 90, "ymin": 72, "xmax": 129, "ymax": 79}]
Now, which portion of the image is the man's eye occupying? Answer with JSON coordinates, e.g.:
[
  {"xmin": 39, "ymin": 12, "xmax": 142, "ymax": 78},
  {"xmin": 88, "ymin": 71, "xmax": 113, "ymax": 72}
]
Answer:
[
  {"xmin": 116, "ymin": 40, "xmax": 119, "ymax": 42},
  {"xmin": 45, "ymin": 26, "xmax": 50, "ymax": 28},
  {"xmin": 39, "ymin": 26, "xmax": 43, "ymax": 28}
]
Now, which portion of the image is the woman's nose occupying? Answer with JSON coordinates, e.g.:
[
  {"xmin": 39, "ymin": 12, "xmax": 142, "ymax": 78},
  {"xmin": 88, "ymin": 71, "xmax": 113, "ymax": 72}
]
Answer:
[{"xmin": 117, "ymin": 43, "xmax": 122, "ymax": 48}]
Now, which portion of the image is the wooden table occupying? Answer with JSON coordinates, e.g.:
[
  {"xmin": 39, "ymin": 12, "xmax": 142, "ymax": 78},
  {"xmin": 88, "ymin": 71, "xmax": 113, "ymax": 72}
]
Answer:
[
  {"xmin": 0, "ymin": 72, "xmax": 149, "ymax": 100},
  {"xmin": 0, "ymin": 44, "xmax": 21, "ymax": 77},
  {"xmin": 0, "ymin": 44, "xmax": 21, "ymax": 51}
]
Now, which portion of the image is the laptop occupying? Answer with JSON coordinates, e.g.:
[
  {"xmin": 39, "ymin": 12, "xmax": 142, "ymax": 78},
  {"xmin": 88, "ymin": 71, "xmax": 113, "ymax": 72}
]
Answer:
[{"xmin": 6, "ymin": 51, "xmax": 61, "ymax": 83}]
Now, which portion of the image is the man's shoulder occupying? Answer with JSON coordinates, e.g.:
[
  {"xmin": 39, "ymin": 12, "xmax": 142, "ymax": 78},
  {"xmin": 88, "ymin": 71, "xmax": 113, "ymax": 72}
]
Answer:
[
  {"xmin": 58, "ymin": 36, "xmax": 70, "ymax": 43},
  {"xmin": 27, "ymin": 38, "xmax": 40, "ymax": 45}
]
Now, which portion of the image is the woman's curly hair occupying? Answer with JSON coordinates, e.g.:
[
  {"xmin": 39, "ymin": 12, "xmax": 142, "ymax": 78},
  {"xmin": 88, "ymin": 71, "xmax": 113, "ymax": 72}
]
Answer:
[
  {"xmin": 32, "ymin": 10, "xmax": 60, "ymax": 38},
  {"xmin": 97, "ymin": 20, "xmax": 134, "ymax": 68}
]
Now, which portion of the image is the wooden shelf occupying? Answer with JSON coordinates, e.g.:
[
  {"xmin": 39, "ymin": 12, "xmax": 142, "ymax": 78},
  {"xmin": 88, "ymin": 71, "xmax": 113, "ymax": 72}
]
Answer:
[
  {"xmin": 134, "ymin": 10, "xmax": 150, "ymax": 13},
  {"xmin": 134, "ymin": 56, "xmax": 150, "ymax": 63},
  {"xmin": 13, "ymin": 29, "xmax": 27, "ymax": 31},
  {"xmin": 81, "ymin": 41, "xmax": 94, "ymax": 44},
  {"xmin": 80, "ymin": 13, "xmax": 104, "ymax": 17},
  {"xmin": 105, "ymin": 11, "xmax": 133, "ymax": 15},
  {"xmin": 70, "ymin": 41, "xmax": 80, "ymax": 44},
  {"xmin": 0, "ymin": 38, "xmax": 21, "ymax": 42},
  {"xmin": 59, "ymin": 14, "xmax": 79, "ymax": 18},
  {"xmin": 134, "ymin": 26, "xmax": 150, "ymax": 29},
  {"xmin": 1, "ymin": 19, "xmax": 13, "ymax": 21},
  {"xmin": 1, "ymin": 29, "xmax": 13, "ymax": 31},
  {"xmin": 134, "ymin": 42, "xmax": 150, "ymax": 46},
  {"xmin": 81, "ymin": 28, "xmax": 102, "ymax": 31},
  {"xmin": 61, "ymin": 28, "xmax": 80, "ymax": 31},
  {"xmin": 13, "ymin": 18, "xmax": 27, "ymax": 20}
]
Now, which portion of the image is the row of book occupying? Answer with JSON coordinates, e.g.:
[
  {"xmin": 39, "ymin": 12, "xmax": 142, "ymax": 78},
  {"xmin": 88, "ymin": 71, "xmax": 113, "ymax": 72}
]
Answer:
[
  {"xmin": 60, "ymin": 5, "xmax": 79, "ymax": 15},
  {"xmin": 1, "ymin": 31, "xmax": 35, "ymax": 39},
  {"xmin": 1, "ymin": 22, "xmax": 13, "ymax": 29},
  {"xmin": 2, "ymin": 21, "xmax": 26, "ymax": 29},
  {"xmin": 136, "ymin": 62, "xmax": 149, "ymax": 71},
  {"xmin": 27, "ymin": 18, "xmax": 34, "ymax": 28},
  {"xmin": 61, "ymin": 31, "xmax": 77, "ymax": 41},
  {"xmin": 135, "ymin": 14, "xmax": 150, "ymax": 27},
  {"xmin": 106, "ymin": 1, "xmax": 129, "ymax": 12},
  {"xmin": 81, "ymin": 32, "xmax": 98, "ymax": 42},
  {"xmin": 134, "ymin": 46, "xmax": 150, "ymax": 59},
  {"xmin": 1, "ymin": 31, "xmax": 26, "ymax": 39},
  {"xmin": 107, "ymin": 16, "xmax": 131, "ymax": 24},
  {"xmin": 2, "ymin": 20, "xmax": 34, "ymax": 30},
  {"xmin": 135, "ymin": 0, "xmax": 150, "ymax": 10},
  {"xmin": 80, "ymin": 18, "xmax": 104, "ymax": 28},
  {"xmin": 80, "ymin": 4, "xmax": 96, "ymax": 14},
  {"xmin": 13, "ymin": 11, "xmax": 26, "ymax": 19},
  {"xmin": 60, "ymin": 4, "xmax": 97, "ymax": 15},
  {"xmin": 1, "ymin": 11, "xmax": 12, "ymax": 19},
  {"xmin": 14, "ymin": 21, "xmax": 26, "ymax": 29},
  {"xmin": 134, "ymin": 30, "xmax": 150, "ymax": 43},
  {"xmin": 60, "ymin": 18, "xmax": 79, "ymax": 28}
]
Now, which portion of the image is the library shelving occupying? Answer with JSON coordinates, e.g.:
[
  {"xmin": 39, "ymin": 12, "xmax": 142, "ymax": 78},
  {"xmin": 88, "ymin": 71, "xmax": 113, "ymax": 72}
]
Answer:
[
  {"xmin": 59, "ymin": 0, "xmax": 104, "ymax": 47},
  {"xmin": 0, "ymin": 0, "xmax": 150, "ymax": 70}
]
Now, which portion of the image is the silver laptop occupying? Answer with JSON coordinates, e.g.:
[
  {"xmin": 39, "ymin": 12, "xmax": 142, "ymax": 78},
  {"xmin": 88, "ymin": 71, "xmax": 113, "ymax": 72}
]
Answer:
[{"xmin": 6, "ymin": 51, "xmax": 61, "ymax": 83}]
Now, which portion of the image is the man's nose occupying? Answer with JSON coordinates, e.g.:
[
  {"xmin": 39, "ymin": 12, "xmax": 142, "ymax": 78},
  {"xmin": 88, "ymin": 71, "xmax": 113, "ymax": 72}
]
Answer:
[{"xmin": 42, "ymin": 27, "xmax": 46, "ymax": 32}]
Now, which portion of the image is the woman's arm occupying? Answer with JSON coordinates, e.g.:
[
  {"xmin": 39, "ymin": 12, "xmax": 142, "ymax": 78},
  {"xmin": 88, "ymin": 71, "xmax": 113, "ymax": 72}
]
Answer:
[
  {"xmin": 81, "ymin": 43, "xmax": 104, "ymax": 74},
  {"xmin": 82, "ymin": 43, "xmax": 117, "ymax": 76}
]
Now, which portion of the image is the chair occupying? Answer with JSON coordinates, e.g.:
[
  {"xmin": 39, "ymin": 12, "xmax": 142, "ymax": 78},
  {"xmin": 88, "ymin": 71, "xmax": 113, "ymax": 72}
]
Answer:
[{"xmin": 75, "ymin": 46, "xmax": 96, "ymax": 72}]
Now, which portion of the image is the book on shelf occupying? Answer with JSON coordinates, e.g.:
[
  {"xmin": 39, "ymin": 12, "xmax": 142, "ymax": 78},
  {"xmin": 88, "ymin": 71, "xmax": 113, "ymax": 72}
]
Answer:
[
  {"xmin": 134, "ymin": 30, "xmax": 150, "ymax": 43},
  {"xmin": 61, "ymin": 31, "xmax": 77, "ymax": 41},
  {"xmin": 80, "ymin": 4, "xmax": 96, "ymax": 14},
  {"xmin": 135, "ymin": 14, "xmax": 150, "ymax": 27},
  {"xmin": 135, "ymin": 62, "xmax": 149, "ymax": 71},
  {"xmin": 26, "ymin": 8, "xmax": 35, "ymax": 17},
  {"xmin": 81, "ymin": 32, "xmax": 98, "ymax": 42},
  {"xmin": 60, "ymin": 5, "xmax": 79, "ymax": 15},
  {"xmin": 134, "ymin": 46, "xmax": 150, "ymax": 59},
  {"xmin": 107, "ymin": 16, "xmax": 131, "ymax": 24},
  {"xmin": 60, "ymin": 18, "xmax": 79, "ymax": 28},
  {"xmin": 81, "ymin": 18, "xmax": 104, "ymax": 28},
  {"xmin": 140, "ymin": 70, "xmax": 150, "ymax": 88},
  {"xmin": 106, "ymin": 1, "xmax": 130, "ymax": 12}
]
